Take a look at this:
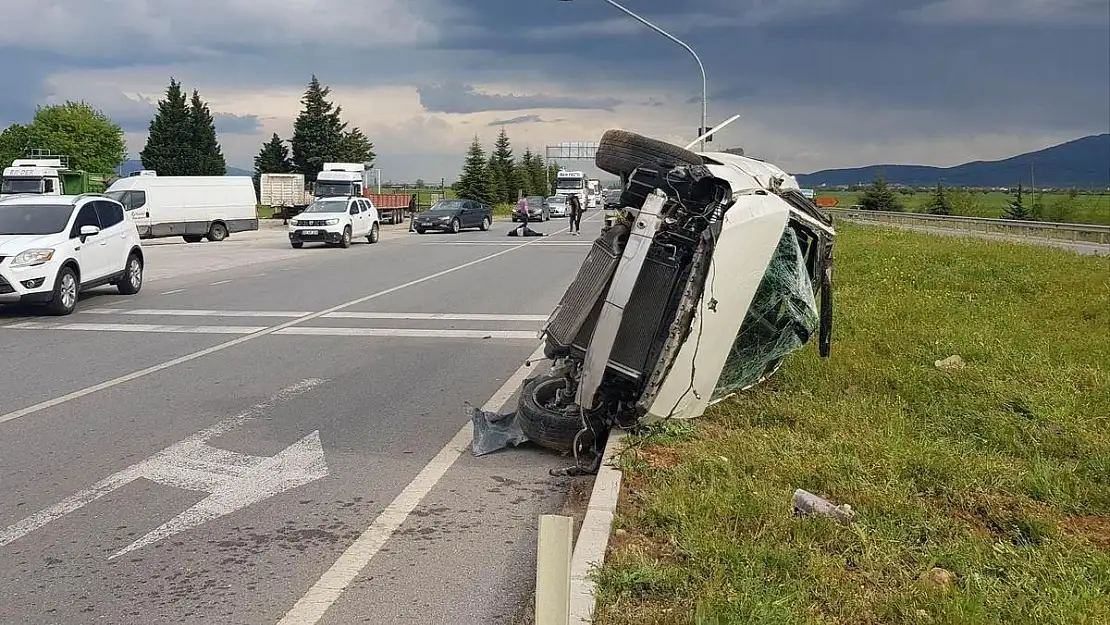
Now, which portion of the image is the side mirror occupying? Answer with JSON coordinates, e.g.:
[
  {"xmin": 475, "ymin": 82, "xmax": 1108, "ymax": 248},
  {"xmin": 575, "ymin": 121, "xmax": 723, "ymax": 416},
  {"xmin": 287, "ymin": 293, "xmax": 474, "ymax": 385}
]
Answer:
[{"xmin": 80, "ymin": 225, "xmax": 100, "ymax": 237}]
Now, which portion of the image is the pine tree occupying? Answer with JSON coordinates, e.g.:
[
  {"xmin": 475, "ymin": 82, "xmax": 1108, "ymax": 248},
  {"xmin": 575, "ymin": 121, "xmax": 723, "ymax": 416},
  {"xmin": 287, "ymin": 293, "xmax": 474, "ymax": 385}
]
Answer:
[
  {"xmin": 290, "ymin": 75, "xmax": 347, "ymax": 183},
  {"xmin": 925, "ymin": 182, "xmax": 952, "ymax": 215},
  {"xmin": 456, "ymin": 136, "xmax": 495, "ymax": 205},
  {"xmin": 517, "ymin": 149, "xmax": 536, "ymax": 197},
  {"xmin": 1003, "ymin": 183, "xmax": 1033, "ymax": 220},
  {"xmin": 337, "ymin": 127, "xmax": 375, "ymax": 164},
  {"xmin": 528, "ymin": 154, "xmax": 548, "ymax": 196},
  {"xmin": 491, "ymin": 127, "xmax": 516, "ymax": 203},
  {"xmin": 140, "ymin": 78, "xmax": 193, "ymax": 175},
  {"xmin": 858, "ymin": 173, "xmax": 904, "ymax": 212},
  {"xmin": 189, "ymin": 90, "xmax": 226, "ymax": 175},
  {"xmin": 486, "ymin": 153, "xmax": 504, "ymax": 205}
]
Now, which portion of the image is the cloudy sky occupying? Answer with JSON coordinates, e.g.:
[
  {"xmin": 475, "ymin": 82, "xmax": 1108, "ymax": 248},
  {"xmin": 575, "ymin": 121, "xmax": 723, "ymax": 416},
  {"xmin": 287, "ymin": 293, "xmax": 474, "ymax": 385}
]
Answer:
[{"xmin": 2, "ymin": 0, "xmax": 1107, "ymax": 182}]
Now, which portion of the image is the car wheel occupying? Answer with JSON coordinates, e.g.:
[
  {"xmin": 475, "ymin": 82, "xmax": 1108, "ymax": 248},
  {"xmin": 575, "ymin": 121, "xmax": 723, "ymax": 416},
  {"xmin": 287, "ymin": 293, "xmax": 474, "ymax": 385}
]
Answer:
[
  {"xmin": 206, "ymin": 222, "xmax": 228, "ymax": 242},
  {"xmin": 291, "ymin": 241, "xmax": 304, "ymax": 249},
  {"xmin": 183, "ymin": 235, "xmax": 203, "ymax": 243},
  {"xmin": 46, "ymin": 266, "xmax": 79, "ymax": 316},
  {"xmin": 340, "ymin": 226, "xmax": 352, "ymax": 248},
  {"xmin": 415, "ymin": 227, "xmax": 426, "ymax": 234},
  {"xmin": 368, "ymin": 222, "xmax": 380, "ymax": 244},
  {"xmin": 450, "ymin": 218, "xmax": 461, "ymax": 234},
  {"xmin": 479, "ymin": 216, "xmax": 491, "ymax": 231},
  {"xmin": 517, "ymin": 375, "xmax": 587, "ymax": 453},
  {"xmin": 117, "ymin": 253, "xmax": 144, "ymax": 295},
  {"xmin": 594, "ymin": 128, "xmax": 704, "ymax": 178}
]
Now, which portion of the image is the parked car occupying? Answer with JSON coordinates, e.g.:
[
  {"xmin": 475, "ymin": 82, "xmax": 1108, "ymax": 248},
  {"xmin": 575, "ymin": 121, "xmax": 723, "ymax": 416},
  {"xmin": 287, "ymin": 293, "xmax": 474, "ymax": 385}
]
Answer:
[
  {"xmin": 471, "ymin": 129, "xmax": 836, "ymax": 471},
  {"xmin": 0, "ymin": 193, "xmax": 145, "ymax": 315},
  {"xmin": 413, "ymin": 199, "xmax": 492, "ymax": 234},
  {"xmin": 511, "ymin": 196, "xmax": 549, "ymax": 222},
  {"xmin": 546, "ymin": 195, "xmax": 568, "ymax": 218},
  {"xmin": 287, "ymin": 196, "xmax": 381, "ymax": 248}
]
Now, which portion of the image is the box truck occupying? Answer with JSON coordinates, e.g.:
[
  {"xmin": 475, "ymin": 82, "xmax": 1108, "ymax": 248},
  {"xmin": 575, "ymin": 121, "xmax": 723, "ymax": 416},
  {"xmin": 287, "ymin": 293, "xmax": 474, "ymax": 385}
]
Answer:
[{"xmin": 106, "ymin": 176, "xmax": 259, "ymax": 242}]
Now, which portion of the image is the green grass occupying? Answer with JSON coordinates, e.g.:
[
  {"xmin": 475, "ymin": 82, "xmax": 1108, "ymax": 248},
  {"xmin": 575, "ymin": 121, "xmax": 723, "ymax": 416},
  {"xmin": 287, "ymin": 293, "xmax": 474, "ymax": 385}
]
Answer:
[
  {"xmin": 593, "ymin": 222, "xmax": 1110, "ymax": 625},
  {"xmin": 816, "ymin": 191, "xmax": 1110, "ymax": 226}
]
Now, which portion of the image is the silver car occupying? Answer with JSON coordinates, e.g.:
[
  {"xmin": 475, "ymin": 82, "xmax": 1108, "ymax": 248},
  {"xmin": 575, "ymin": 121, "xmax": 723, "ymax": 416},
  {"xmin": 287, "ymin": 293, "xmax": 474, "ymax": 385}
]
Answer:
[{"xmin": 547, "ymin": 195, "xmax": 568, "ymax": 218}]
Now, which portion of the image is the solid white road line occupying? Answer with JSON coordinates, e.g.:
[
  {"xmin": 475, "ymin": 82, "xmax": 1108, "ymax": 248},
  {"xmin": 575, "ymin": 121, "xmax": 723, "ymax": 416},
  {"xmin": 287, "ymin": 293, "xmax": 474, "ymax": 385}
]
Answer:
[
  {"xmin": 160, "ymin": 289, "xmax": 185, "ymax": 295},
  {"xmin": 0, "ymin": 226, "xmax": 568, "ymax": 427},
  {"xmin": 276, "ymin": 327, "xmax": 536, "ymax": 339},
  {"xmin": 81, "ymin": 309, "xmax": 550, "ymax": 322},
  {"xmin": 210, "ymin": 280, "xmax": 233, "ymax": 286},
  {"xmin": 3, "ymin": 322, "xmax": 538, "ymax": 340},
  {"xmin": 276, "ymin": 343, "xmax": 546, "ymax": 625}
]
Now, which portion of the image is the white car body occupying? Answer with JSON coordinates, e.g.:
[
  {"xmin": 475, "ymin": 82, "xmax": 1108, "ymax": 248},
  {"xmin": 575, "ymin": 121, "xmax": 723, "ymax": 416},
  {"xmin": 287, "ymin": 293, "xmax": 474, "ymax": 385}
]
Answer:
[
  {"xmin": 0, "ymin": 194, "xmax": 145, "ymax": 314},
  {"xmin": 547, "ymin": 196, "xmax": 568, "ymax": 218},
  {"xmin": 640, "ymin": 151, "xmax": 833, "ymax": 421},
  {"xmin": 287, "ymin": 196, "xmax": 381, "ymax": 248},
  {"xmin": 105, "ymin": 175, "xmax": 258, "ymax": 242}
]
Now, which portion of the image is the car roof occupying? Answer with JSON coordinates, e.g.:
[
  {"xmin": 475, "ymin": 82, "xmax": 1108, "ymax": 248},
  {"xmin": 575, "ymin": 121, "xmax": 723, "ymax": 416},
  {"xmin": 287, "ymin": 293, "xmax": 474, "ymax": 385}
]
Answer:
[{"xmin": 0, "ymin": 194, "xmax": 93, "ymax": 206}]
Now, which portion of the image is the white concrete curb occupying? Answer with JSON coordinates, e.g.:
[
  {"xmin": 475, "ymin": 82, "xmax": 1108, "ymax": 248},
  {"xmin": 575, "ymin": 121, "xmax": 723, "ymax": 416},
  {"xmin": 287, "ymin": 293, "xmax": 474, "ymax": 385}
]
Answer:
[{"xmin": 568, "ymin": 428, "xmax": 626, "ymax": 624}]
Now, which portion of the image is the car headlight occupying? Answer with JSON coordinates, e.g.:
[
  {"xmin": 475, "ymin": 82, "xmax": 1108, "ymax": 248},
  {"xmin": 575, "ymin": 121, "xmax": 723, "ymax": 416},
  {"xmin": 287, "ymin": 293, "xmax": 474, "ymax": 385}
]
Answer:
[
  {"xmin": 439, "ymin": 216, "xmax": 451, "ymax": 221},
  {"xmin": 10, "ymin": 249, "xmax": 55, "ymax": 267},
  {"xmin": 325, "ymin": 218, "xmax": 340, "ymax": 226}
]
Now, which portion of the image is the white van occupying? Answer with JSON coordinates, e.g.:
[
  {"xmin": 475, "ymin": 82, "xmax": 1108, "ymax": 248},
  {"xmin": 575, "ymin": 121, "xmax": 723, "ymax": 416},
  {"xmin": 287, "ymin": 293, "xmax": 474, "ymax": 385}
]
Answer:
[{"xmin": 105, "ymin": 176, "xmax": 258, "ymax": 242}]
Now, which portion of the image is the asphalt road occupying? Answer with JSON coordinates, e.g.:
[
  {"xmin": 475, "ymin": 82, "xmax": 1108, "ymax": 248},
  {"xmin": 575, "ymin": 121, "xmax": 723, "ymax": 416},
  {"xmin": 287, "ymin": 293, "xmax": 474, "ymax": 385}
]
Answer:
[{"xmin": 0, "ymin": 214, "xmax": 602, "ymax": 624}]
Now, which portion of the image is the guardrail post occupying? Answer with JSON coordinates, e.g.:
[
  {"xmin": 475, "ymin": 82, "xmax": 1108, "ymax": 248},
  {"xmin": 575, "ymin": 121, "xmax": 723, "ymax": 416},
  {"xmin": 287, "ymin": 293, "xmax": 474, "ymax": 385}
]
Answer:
[{"xmin": 536, "ymin": 514, "xmax": 574, "ymax": 625}]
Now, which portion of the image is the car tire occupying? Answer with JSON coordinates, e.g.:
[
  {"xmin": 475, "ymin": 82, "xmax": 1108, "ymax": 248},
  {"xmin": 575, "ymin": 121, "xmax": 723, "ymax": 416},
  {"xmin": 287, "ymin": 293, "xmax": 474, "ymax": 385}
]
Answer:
[
  {"xmin": 46, "ymin": 266, "xmax": 79, "ymax": 316},
  {"xmin": 340, "ymin": 226, "xmax": 352, "ymax": 248},
  {"xmin": 450, "ymin": 218, "xmax": 461, "ymax": 234},
  {"xmin": 479, "ymin": 216, "xmax": 491, "ymax": 231},
  {"xmin": 595, "ymin": 128, "xmax": 704, "ymax": 178},
  {"xmin": 117, "ymin": 253, "xmax": 144, "ymax": 295},
  {"xmin": 368, "ymin": 222, "xmax": 380, "ymax": 244},
  {"xmin": 182, "ymin": 235, "xmax": 203, "ymax": 243},
  {"xmin": 517, "ymin": 375, "xmax": 586, "ymax": 453},
  {"xmin": 415, "ymin": 227, "xmax": 426, "ymax": 234},
  {"xmin": 291, "ymin": 241, "xmax": 303, "ymax": 249},
  {"xmin": 206, "ymin": 222, "xmax": 228, "ymax": 242}
]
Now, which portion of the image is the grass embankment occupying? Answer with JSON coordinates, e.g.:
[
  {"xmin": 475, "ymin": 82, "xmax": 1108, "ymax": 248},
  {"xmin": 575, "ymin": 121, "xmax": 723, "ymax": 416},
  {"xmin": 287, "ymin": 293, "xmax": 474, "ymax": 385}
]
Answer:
[
  {"xmin": 594, "ymin": 222, "xmax": 1110, "ymax": 625},
  {"xmin": 818, "ymin": 191, "xmax": 1110, "ymax": 226}
]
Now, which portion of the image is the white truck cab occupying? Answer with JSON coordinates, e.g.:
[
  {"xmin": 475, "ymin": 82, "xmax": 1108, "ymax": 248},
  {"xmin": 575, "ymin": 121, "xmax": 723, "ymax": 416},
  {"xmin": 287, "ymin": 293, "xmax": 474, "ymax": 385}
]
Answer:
[
  {"xmin": 1, "ymin": 159, "xmax": 65, "ymax": 196},
  {"xmin": 555, "ymin": 170, "xmax": 589, "ymax": 210},
  {"xmin": 314, "ymin": 163, "xmax": 374, "ymax": 200}
]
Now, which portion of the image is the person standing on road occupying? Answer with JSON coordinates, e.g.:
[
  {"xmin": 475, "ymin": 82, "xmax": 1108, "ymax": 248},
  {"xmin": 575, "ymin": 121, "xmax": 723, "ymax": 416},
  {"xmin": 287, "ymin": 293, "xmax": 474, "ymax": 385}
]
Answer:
[{"xmin": 567, "ymin": 193, "xmax": 582, "ymax": 235}]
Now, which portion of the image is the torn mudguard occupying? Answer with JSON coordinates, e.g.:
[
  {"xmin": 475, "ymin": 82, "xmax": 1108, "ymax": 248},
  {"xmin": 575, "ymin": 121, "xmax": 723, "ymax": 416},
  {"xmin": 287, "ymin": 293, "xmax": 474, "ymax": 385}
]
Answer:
[{"xmin": 466, "ymin": 376, "xmax": 536, "ymax": 456}]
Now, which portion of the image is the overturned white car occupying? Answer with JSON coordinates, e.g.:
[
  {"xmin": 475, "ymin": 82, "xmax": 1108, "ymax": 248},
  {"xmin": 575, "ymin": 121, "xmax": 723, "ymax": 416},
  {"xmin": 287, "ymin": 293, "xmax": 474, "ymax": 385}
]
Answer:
[{"xmin": 470, "ymin": 129, "xmax": 835, "ymax": 472}]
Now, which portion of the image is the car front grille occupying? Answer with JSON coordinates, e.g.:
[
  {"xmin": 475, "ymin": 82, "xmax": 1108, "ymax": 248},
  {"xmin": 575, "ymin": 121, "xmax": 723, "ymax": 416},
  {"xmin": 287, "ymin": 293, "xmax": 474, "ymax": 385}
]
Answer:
[{"xmin": 296, "ymin": 219, "xmax": 331, "ymax": 227}]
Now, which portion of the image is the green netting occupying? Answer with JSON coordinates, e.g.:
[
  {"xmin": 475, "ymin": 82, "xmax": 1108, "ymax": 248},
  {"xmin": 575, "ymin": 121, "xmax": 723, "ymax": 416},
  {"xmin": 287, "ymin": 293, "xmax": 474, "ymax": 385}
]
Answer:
[{"xmin": 712, "ymin": 227, "xmax": 819, "ymax": 399}]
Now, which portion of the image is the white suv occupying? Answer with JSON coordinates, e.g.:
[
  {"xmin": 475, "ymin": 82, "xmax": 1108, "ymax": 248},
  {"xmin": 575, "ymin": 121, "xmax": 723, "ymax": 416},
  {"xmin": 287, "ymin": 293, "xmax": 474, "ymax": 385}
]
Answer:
[
  {"xmin": 0, "ymin": 194, "xmax": 145, "ymax": 315},
  {"xmin": 288, "ymin": 196, "xmax": 380, "ymax": 249}
]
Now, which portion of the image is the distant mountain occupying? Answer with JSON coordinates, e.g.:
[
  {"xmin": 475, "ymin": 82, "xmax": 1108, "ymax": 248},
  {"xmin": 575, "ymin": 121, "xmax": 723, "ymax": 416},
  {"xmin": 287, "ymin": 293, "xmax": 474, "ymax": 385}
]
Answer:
[
  {"xmin": 797, "ymin": 134, "xmax": 1110, "ymax": 189},
  {"xmin": 115, "ymin": 160, "xmax": 253, "ymax": 178}
]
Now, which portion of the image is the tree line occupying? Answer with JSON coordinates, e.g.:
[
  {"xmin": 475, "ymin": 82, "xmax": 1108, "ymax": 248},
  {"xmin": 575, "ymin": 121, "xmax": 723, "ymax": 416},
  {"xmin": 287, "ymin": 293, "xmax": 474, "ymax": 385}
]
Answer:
[
  {"xmin": 252, "ymin": 75, "xmax": 375, "ymax": 186},
  {"xmin": 0, "ymin": 101, "xmax": 126, "ymax": 174},
  {"xmin": 853, "ymin": 174, "xmax": 1083, "ymax": 221},
  {"xmin": 454, "ymin": 128, "xmax": 561, "ymax": 206}
]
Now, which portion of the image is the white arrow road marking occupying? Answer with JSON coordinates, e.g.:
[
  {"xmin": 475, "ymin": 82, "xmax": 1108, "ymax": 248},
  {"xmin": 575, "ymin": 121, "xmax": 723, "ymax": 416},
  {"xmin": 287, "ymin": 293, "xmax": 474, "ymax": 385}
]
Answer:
[{"xmin": 0, "ymin": 378, "xmax": 326, "ymax": 556}]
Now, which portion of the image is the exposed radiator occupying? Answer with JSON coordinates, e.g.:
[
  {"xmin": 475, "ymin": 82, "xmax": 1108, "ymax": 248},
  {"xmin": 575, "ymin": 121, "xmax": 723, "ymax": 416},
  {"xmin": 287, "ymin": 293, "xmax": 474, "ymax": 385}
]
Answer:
[
  {"xmin": 570, "ymin": 253, "xmax": 683, "ymax": 380},
  {"xmin": 544, "ymin": 228, "xmax": 624, "ymax": 346}
]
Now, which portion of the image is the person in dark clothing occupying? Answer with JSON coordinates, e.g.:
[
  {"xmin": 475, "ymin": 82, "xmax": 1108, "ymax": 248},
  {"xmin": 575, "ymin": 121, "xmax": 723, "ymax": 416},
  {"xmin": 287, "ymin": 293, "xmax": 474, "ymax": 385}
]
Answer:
[{"xmin": 567, "ymin": 194, "xmax": 582, "ymax": 235}]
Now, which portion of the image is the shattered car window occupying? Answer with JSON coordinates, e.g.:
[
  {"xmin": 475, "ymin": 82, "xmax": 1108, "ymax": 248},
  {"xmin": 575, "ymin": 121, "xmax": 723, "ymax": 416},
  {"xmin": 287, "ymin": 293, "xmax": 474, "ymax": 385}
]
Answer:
[{"xmin": 712, "ymin": 227, "xmax": 819, "ymax": 400}]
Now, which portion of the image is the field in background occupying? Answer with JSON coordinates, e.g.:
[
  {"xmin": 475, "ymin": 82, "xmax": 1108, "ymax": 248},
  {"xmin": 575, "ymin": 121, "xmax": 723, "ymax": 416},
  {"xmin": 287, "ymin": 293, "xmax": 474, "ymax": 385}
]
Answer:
[
  {"xmin": 817, "ymin": 191, "xmax": 1110, "ymax": 225},
  {"xmin": 594, "ymin": 222, "xmax": 1110, "ymax": 625}
]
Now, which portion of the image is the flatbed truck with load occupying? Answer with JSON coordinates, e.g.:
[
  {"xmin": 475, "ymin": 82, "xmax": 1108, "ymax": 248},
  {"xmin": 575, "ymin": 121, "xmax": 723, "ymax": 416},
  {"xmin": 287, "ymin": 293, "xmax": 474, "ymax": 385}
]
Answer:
[
  {"xmin": 0, "ymin": 156, "xmax": 107, "ymax": 196},
  {"xmin": 259, "ymin": 172, "xmax": 314, "ymax": 221}
]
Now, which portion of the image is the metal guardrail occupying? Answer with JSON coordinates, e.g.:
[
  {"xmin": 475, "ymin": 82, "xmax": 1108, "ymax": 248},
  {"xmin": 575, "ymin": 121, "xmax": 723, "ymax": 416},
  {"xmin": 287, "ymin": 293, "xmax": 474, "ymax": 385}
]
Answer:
[{"xmin": 825, "ymin": 208, "xmax": 1110, "ymax": 245}]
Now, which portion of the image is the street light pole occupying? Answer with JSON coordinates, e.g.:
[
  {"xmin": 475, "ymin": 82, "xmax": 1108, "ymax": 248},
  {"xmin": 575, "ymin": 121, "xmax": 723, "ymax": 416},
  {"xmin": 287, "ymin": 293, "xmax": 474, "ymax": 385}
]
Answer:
[{"xmin": 560, "ymin": 0, "xmax": 708, "ymax": 151}]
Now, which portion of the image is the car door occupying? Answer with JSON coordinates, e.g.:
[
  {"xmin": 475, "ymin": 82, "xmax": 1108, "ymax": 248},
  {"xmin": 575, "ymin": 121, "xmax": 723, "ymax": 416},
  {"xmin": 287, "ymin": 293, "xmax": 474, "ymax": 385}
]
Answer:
[
  {"xmin": 359, "ymin": 199, "xmax": 374, "ymax": 234},
  {"xmin": 465, "ymin": 201, "xmax": 482, "ymax": 227},
  {"xmin": 348, "ymin": 199, "xmax": 365, "ymax": 235},
  {"xmin": 69, "ymin": 202, "xmax": 112, "ymax": 281},
  {"xmin": 362, "ymin": 199, "xmax": 378, "ymax": 228},
  {"xmin": 119, "ymin": 190, "xmax": 152, "ymax": 236},
  {"xmin": 93, "ymin": 200, "xmax": 130, "ymax": 275}
]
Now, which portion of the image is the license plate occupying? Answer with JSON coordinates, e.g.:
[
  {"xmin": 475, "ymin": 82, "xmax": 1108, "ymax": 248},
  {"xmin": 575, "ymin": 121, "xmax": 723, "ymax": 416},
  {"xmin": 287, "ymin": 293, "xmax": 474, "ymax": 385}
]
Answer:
[{"xmin": 301, "ymin": 229, "xmax": 319, "ymax": 235}]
